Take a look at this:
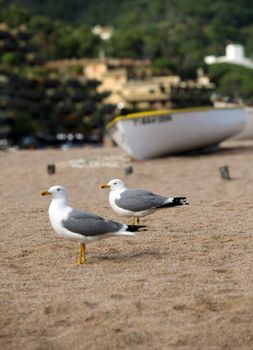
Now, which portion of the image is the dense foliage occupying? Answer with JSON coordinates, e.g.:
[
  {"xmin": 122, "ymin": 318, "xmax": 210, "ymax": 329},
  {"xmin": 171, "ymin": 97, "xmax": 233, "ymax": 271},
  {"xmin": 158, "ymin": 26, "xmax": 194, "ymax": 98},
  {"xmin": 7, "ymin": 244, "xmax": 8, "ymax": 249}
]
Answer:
[
  {"xmin": 0, "ymin": 67, "xmax": 113, "ymax": 146},
  {"xmin": 0, "ymin": 21, "xmax": 114, "ymax": 146},
  {"xmin": 209, "ymin": 64, "xmax": 253, "ymax": 102},
  {"xmin": 1, "ymin": 0, "xmax": 253, "ymax": 146},
  {"xmin": 1, "ymin": 0, "xmax": 253, "ymax": 77}
]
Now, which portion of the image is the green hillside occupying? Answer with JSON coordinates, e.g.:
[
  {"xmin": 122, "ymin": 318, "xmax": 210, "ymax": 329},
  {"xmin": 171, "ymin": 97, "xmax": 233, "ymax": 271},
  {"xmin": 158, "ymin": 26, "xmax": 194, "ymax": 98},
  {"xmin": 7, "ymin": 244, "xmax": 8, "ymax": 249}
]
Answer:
[
  {"xmin": 1, "ymin": 0, "xmax": 253, "ymax": 77},
  {"xmin": 1, "ymin": 0, "xmax": 253, "ymax": 146}
]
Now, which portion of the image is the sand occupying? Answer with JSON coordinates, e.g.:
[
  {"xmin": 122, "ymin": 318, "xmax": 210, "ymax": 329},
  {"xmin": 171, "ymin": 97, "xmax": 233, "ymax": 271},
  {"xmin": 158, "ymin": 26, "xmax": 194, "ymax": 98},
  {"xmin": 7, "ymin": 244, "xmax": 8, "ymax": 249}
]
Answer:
[{"xmin": 1, "ymin": 141, "xmax": 253, "ymax": 350}]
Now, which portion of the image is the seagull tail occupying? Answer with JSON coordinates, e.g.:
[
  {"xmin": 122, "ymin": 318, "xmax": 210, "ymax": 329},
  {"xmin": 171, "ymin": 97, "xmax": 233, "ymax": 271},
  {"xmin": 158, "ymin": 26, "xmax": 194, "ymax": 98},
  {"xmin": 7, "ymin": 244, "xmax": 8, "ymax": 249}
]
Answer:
[
  {"xmin": 115, "ymin": 224, "xmax": 146, "ymax": 236},
  {"xmin": 126, "ymin": 225, "xmax": 146, "ymax": 232},
  {"xmin": 158, "ymin": 197, "xmax": 189, "ymax": 208}
]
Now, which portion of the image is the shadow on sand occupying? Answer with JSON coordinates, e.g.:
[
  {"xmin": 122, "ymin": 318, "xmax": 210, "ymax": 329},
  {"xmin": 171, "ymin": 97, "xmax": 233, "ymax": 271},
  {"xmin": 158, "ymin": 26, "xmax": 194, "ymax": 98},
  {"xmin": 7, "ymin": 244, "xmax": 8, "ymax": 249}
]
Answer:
[{"xmin": 92, "ymin": 249, "xmax": 164, "ymax": 263}]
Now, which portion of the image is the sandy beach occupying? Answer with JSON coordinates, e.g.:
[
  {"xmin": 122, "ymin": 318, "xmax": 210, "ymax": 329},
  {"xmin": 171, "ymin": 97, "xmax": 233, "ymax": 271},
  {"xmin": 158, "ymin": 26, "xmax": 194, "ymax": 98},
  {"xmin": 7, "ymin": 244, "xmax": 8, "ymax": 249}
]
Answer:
[{"xmin": 1, "ymin": 141, "xmax": 253, "ymax": 350}]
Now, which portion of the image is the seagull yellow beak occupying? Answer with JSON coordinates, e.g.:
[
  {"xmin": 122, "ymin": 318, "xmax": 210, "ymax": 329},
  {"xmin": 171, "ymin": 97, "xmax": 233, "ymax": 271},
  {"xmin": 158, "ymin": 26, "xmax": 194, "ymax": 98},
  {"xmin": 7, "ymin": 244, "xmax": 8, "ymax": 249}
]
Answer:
[
  {"xmin": 100, "ymin": 184, "xmax": 110, "ymax": 189},
  {"xmin": 41, "ymin": 190, "xmax": 51, "ymax": 196}
]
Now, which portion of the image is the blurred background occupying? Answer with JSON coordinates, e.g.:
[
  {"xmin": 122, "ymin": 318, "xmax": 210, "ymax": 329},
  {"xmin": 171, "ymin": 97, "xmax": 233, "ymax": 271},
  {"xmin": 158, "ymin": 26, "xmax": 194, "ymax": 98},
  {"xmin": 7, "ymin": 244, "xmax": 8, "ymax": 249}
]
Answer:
[{"xmin": 0, "ymin": 0, "xmax": 253, "ymax": 149}]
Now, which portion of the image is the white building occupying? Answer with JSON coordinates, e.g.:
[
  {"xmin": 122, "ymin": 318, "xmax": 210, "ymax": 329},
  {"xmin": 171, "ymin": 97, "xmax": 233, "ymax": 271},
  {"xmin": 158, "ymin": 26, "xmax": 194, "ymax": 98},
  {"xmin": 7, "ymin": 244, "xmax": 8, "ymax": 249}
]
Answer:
[
  {"xmin": 204, "ymin": 44, "xmax": 253, "ymax": 69},
  {"xmin": 91, "ymin": 25, "xmax": 114, "ymax": 41}
]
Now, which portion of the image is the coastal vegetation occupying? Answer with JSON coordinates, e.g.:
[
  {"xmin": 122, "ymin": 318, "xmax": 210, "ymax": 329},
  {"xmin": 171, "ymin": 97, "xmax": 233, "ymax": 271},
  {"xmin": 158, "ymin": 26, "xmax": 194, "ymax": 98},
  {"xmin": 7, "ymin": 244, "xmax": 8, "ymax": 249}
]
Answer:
[
  {"xmin": 1, "ymin": 0, "xmax": 253, "ymax": 146},
  {"xmin": 1, "ymin": 0, "xmax": 253, "ymax": 76}
]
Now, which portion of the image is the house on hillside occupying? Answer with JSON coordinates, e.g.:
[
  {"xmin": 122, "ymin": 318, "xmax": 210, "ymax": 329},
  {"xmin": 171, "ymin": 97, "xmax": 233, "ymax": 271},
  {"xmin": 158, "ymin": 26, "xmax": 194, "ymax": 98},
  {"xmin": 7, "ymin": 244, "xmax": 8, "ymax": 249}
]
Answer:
[
  {"xmin": 91, "ymin": 25, "xmax": 114, "ymax": 41},
  {"xmin": 205, "ymin": 44, "xmax": 253, "ymax": 69},
  {"xmin": 45, "ymin": 58, "xmax": 214, "ymax": 111}
]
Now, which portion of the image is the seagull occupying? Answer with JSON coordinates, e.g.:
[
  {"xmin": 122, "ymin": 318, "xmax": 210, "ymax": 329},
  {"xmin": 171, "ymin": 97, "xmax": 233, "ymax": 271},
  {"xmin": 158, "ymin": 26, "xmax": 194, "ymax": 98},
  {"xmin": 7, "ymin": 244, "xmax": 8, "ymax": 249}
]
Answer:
[
  {"xmin": 101, "ymin": 179, "xmax": 189, "ymax": 225},
  {"xmin": 41, "ymin": 185, "xmax": 141, "ymax": 264}
]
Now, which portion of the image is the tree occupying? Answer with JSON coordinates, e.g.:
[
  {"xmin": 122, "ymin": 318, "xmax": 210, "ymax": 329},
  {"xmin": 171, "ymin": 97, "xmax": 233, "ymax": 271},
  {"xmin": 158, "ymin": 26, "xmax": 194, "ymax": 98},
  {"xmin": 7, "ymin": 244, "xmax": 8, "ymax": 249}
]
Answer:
[{"xmin": 208, "ymin": 64, "xmax": 253, "ymax": 102}]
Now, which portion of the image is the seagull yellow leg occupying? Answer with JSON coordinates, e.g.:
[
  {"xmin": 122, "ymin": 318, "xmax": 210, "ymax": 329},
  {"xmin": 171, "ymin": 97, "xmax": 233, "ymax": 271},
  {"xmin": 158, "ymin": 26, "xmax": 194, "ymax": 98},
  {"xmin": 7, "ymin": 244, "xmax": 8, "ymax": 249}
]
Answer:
[
  {"xmin": 131, "ymin": 217, "xmax": 140, "ymax": 226},
  {"xmin": 78, "ymin": 243, "xmax": 82, "ymax": 264},
  {"xmin": 81, "ymin": 243, "xmax": 87, "ymax": 264},
  {"xmin": 78, "ymin": 243, "xmax": 87, "ymax": 264}
]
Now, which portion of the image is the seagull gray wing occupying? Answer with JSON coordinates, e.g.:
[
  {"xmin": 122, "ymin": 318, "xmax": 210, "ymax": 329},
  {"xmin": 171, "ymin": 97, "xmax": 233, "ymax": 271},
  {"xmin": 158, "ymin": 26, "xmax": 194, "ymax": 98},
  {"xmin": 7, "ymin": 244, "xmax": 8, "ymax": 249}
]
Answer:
[
  {"xmin": 115, "ymin": 189, "xmax": 168, "ymax": 211},
  {"xmin": 62, "ymin": 209, "xmax": 124, "ymax": 236}
]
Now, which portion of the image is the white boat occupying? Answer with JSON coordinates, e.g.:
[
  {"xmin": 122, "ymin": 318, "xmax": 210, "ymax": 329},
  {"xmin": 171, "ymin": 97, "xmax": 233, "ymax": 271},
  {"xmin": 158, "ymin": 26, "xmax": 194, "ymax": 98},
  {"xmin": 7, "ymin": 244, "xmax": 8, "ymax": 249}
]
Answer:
[
  {"xmin": 232, "ymin": 106, "xmax": 253, "ymax": 140},
  {"xmin": 106, "ymin": 107, "xmax": 246, "ymax": 160}
]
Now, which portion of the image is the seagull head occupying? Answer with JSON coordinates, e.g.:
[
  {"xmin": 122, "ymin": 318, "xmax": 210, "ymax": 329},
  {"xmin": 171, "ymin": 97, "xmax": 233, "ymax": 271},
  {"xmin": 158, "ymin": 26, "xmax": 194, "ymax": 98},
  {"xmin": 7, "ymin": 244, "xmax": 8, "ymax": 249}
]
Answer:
[
  {"xmin": 101, "ymin": 178, "xmax": 126, "ymax": 191},
  {"xmin": 41, "ymin": 185, "xmax": 68, "ymax": 200}
]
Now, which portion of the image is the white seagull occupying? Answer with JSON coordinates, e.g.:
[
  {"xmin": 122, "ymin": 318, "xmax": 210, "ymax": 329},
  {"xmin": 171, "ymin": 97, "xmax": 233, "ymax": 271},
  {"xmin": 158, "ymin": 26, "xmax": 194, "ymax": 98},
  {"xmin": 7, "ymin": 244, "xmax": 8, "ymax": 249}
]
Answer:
[
  {"xmin": 41, "ymin": 185, "xmax": 141, "ymax": 264},
  {"xmin": 101, "ymin": 179, "xmax": 189, "ymax": 225}
]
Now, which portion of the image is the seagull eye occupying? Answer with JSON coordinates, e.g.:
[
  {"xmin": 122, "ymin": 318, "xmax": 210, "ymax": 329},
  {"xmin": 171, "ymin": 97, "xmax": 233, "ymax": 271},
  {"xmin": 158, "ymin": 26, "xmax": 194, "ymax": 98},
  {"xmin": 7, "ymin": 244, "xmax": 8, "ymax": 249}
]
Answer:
[
  {"xmin": 57, "ymin": 188, "xmax": 60, "ymax": 191},
  {"xmin": 113, "ymin": 182, "xmax": 117, "ymax": 185}
]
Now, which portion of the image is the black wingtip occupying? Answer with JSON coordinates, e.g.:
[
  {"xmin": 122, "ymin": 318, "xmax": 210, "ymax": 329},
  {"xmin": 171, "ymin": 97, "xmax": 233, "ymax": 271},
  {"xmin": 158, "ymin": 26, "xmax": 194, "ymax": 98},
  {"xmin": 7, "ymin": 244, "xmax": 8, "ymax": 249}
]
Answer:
[
  {"xmin": 126, "ymin": 225, "xmax": 146, "ymax": 232},
  {"xmin": 173, "ymin": 197, "xmax": 189, "ymax": 205},
  {"xmin": 179, "ymin": 197, "xmax": 189, "ymax": 205},
  {"xmin": 157, "ymin": 197, "xmax": 189, "ymax": 208}
]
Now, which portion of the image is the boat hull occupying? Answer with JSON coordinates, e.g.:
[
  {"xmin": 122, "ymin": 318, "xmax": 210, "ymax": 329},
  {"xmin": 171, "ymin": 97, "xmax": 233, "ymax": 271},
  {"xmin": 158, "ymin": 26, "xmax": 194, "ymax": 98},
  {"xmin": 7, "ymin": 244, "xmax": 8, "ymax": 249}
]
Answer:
[
  {"xmin": 232, "ymin": 106, "xmax": 253, "ymax": 140},
  {"xmin": 107, "ymin": 108, "xmax": 246, "ymax": 160}
]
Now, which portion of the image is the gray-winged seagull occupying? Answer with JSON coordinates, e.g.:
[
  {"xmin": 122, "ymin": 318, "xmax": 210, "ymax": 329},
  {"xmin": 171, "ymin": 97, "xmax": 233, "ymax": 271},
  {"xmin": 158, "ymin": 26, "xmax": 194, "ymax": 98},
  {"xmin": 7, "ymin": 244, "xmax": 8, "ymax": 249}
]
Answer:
[
  {"xmin": 41, "ymin": 185, "xmax": 141, "ymax": 264},
  {"xmin": 101, "ymin": 179, "xmax": 189, "ymax": 225}
]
